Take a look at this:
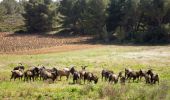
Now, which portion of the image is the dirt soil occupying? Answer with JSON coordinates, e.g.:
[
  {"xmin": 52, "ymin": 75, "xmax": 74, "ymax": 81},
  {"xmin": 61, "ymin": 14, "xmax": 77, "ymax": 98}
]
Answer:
[{"xmin": 0, "ymin": 32, "xmax": 101, "ymax": 55}]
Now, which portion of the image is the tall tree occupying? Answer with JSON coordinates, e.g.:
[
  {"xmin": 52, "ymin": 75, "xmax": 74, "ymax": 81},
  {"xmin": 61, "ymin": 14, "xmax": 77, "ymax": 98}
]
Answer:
[
  {"xmin": 106, "ymin": 0, "xmax": 126, "ymax": 32},
  {"xmin": 106, "ymin": 0, "xmax": 128, "ymax": 41},
  {"xmin": 59, "ymin": 0, "xmax": 86, "ymax": 34},
  {"xmin": 81, "ymin": 0, "xmax": 109, "ymax": 41},
  {"xmin": 1, "ymin": 0, "xmax": 20, "ymax": 15},
  {"xmin": 139, "ymin": 0, "xmax": 170, "ymax": 42},
  {"xmin": 0, "ymin": 0, "xmax": 25, "ymax": 32},
  {"xmin": 23, "ymin": 0, "xmax": 57, "ymax": 32},
  {"xmin": 0, "ymin": 3, "xmax": 7, "ymax": 20}
]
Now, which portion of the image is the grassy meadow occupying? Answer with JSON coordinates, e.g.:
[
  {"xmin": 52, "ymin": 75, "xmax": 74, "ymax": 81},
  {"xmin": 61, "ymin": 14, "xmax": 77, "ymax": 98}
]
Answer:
[{"xmin": 0, "ymin": 45, "xmax": 170, "ymax": 100}]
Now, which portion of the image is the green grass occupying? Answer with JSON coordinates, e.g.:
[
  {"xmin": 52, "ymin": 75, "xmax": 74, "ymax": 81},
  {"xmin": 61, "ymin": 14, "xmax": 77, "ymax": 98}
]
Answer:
[{"xmin": 0, "ymin": 45, "xmax": 170, "ymax": 100}]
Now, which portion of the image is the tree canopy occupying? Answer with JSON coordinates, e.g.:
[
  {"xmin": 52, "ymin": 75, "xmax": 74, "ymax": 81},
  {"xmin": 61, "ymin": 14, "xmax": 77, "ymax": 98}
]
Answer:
[{"xmin": 0, "ymin": 0, "xmax": 170, "ymax": 43}]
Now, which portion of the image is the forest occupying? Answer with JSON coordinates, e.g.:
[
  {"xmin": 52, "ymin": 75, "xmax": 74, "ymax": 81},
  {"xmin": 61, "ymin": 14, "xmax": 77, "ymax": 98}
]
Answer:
[{"xmin": 0, "ymin": 0, "xmax": 170, "ymax": 43}]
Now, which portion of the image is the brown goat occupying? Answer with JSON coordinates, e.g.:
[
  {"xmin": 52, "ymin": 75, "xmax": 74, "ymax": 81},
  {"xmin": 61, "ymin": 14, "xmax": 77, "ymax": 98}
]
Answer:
[
  {"xmin": 84, "ymin": 72, "xmax": 98, "ymax": 84},
  {"xmin": 147, "ymin": 69, "xmax": 159, "ymax": 84},
  {"xmin": 70, "ymin": 66, "xmax": 81, "ymax": 84},
  {"xmin": 39, "ymin": 66, "xmax": 46, "ymax": 80},
  {"xmin": 127, "ymin": 71, "xmax": 140, "ymax": 82},
  {"xmin": 125, "ymin": 68, "xmax": 132, "ymax": 79},
  {"xmin": 144, "ymin": 74, "xmax": 151, "ymax": 84},
  {"xmin": 39, "ymin": 66, "xmax": 57, "ymax": 80},
  {"xmin": 139, "ymin": 69, "xmax": 147, "ymax": 80},
  {"xmin": 24, "ymin": 67, "xmax": 40, "ymax": 82},
  {"xmin": 70, "ymin": 66, "xmax": 76, "ymax": 75},
  {"xmin": 57, "ymin": 68, "xmax": 70, "ymax": 81},
  {"xmin": 147, "ymin": 69, "xmax": 154, "ymax": 77},
  {"xmin": 40, "ymin": 67, "xmax": 58, "ymax": 82},
  {"xmin": 151, "ymin": 74, "xmax": 159, "ymax": 84},
  {"xmin": 92, "ymin": 75, "xmax": 98, "ymax": 84},
  {"xmin": 101, "ymin": 69, "xmax": 114, "ymax": 81},
  {"xmin": 108, "ymin": 72, "xmax": 122, "ymax": 84},
  {"xmin": 109, "ymin": 74, "xmax": 119, "ymax": 84},
  {"xmin": 10, "ymin": 69, "xmax": 24, "ymax": 81},
  {"xmin": 24, "ymin": 70, "xmax": 34, "ymax": 82},
  {"xmin": 79, "ymin": 66, "xmax": 88, "ymax": 80},
  {"xmin": 73, "ymin": 72, "xmax": 80, "ymax": 84}
]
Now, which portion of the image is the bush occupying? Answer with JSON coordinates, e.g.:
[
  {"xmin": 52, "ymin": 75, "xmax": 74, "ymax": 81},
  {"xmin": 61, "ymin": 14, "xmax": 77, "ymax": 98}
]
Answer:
[{"xmin": 116, "ymin": 26, "xmax": 170, "ymax": 44}]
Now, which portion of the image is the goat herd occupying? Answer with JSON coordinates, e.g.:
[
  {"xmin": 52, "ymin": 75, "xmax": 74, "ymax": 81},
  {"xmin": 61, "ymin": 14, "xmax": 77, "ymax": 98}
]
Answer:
[{"xmin": 10, "ymin": 64, "xmax": 159, "ymax": 85}]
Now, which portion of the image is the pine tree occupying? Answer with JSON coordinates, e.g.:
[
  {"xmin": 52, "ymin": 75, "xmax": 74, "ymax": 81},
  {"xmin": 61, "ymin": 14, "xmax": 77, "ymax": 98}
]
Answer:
[
  {"xmin": 106, "ymin": 0, "xmax": 126, "ymax": 32},
  {"xmin": 58, "ymin": 0, "xmax": 86, "ymax": 34},
  {"xmin": 1, "ymin": 0, "xmax": 19, "ymax": 15},
  {"xmin": 23, "ymin": 0, "xmax": 57, "ymax": 32},
  {"xmin": 81, "ymin": 0, "xmax": 109, "ymax": 41}
]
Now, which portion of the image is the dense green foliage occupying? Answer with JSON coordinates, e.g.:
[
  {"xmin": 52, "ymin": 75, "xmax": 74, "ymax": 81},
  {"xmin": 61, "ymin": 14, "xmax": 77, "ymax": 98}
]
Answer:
[
  {"xmin": 22, "ymin": 0, "xmax": 57, "ymax": 32},
  {"xmin": 0, "ymin": 0, "xmax": 170, "ymax": 43},
  {"xmin": 106, "ymin": 0, "xmax": 170, "ymax": 43},
  {"xmin": 0, "ymin": 0, "xmax": 24, "ymax": 31}
]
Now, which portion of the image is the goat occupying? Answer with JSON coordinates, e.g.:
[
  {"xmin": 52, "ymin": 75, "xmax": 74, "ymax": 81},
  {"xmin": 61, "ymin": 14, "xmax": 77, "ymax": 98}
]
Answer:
[
  {"xmin": 125, "ymin": 68, "xmax": 132, "ymax": 79},
  {"xmin": 108, "ymin": 72, "xmax": 122, "ymax": 84},
  {"xmin": 41, "ymin": 67, "xmax": 58, "ymax": 82},
  {"xmin": 127, "ymin": 71, "xmax": 140, "ymax": 82},
  {"xmin": 101, "ymin": 69, "xmax": 114, "ymax": 81},
  {"xmin": 57, "ymin": 67, "xmax": 70, "ymax": 81},
  {"xmin": 84, "ymin": 72, "xmax": 98, "ymax": 84},
  {"xmin": 147, "ymin": 69, "xmax": 159, "ymax": 84},
  {"xmin": 79, "ymin": 66, "xmax": 88, "ymax": 80},
  {"xmin": 139, "ymin": 69, "xmax": 147, "ymax": 80},
  {"xmin": 13, "ymin": 63, "xmax": 25, "ymax": 71},
  {"xmin": 144, "ymin": 74, "xmax": 151, "ymax": 84},
  {"xmin": 10, "ymin": 69, "xmax": 24, "ymax": 81},
  {"xmin": 24, "ymin": 66, "xmax": 40, "ymax": 82},
  {"xmin": 151, "ymin": 74, "xmax": 159, "ymax": 84},
  {"xmin": 73, "ymin": 72, "xmax": 80, "ymax": 84},
  {"xmin": 70, "ymin": 66, "xmax": 81, "ymax": 84}
]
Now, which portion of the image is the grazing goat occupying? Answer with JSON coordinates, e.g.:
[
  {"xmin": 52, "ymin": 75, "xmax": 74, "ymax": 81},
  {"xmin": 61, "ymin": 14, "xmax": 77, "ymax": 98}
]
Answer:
[
  {"xmin": 70, "ymin": 66, "xmax": 80, "ymax": 84},
  {"xmin": 147, "ymin": 69, "xmax": 159, "ymax": 84},
  {"xmin": 57, "ymin": 67, "xmax": 70, "ymax": 81},
  {"xmin": 10, "ymin": 69, "xmax": 24, "ymax": 81},
  {"xmin": 139, "ymin": 69, "xmax": 147, "ymax": 80},
  {"xmin": 144, "ymin": 74, "xmax": 151, "ymax": 84},
  {"xmin": 24, "ymin": 67, "xmax": 39, "ymax": 82},
  {"xmin": 125, "ymin": 68, "xmax": 132, "ymax": 79},
  {"xmin": 40, "ymin": 67, "xmax": 58, "ymax": 82},
  {"xmin": 101, "ymin": 69, "xmax": 114, "ymax": 81},
  {"xmin": 151, "ymin": 74, "xmax": 159, "ymax": 84},
  {"xmin": 84, "ymin": 72, "xmax": 98, "ymax": 84},
  {"xmin": 108, "ymin": 72, "xmax": 122, "ymax": 84},
  {"xmin": 126, "ymin": 71, "xmax": 140, "ymax": 82},
  {"xmin": 39, "ymin": 66, "xmax": 53, "ymax": 80}
]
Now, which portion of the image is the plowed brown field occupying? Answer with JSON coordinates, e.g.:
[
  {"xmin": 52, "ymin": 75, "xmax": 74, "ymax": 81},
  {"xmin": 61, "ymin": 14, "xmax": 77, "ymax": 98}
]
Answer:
[{"xmin": 0, "ymin": 32, "xmax": 101, "ymax": 54}]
